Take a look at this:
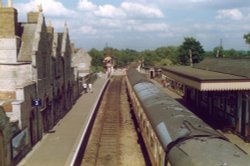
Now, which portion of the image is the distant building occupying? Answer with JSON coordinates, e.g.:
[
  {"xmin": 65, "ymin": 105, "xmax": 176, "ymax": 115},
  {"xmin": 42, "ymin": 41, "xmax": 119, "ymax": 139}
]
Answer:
[
  {"xmin": 71, "ymin": 48, "xmax": 92, "ymax": 97},
  {"xmin": 103, "ymin": 47, "xmax": 116, "ymax": 75},
  {"xmin": 71, "ymin": 48, "xmax": 91, "ymax": 78}
]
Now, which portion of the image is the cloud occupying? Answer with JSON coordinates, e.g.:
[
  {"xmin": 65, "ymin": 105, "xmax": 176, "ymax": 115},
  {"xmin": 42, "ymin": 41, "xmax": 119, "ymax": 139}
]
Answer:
[
  {"xmin": 78, "ymin": 0, "xmax": 97, "ymax": 11},
  {"xmin": 153, "ymin": 0, "xmax": 250, "ymax": 10},
  {"xmin": 98, "ymin": 19, "xmax": 123, "ymax": 28},
  {"xmin": 15, "ymin": 0, "xmax": 76, "ymax": 17},
  {"xmin": 77, "ymin": 1, "xmax": 163, "ymax": 19},
  {"xmin": 216, "ymin": 8, "xmax": 244, "ymax": 20},
  {"xmin": 94, "ymin": 5, "xmax": 126, "ymax": 18},
  {"xmin": 121, "ymin": 2, "xmax": 164, "ymax": 18},
  {"xmin": 128, "ymin": 23, "xmax": 170, "ymax": 32},
  {"xmin": 49, "ymin": 19, "xmax": 66, "ymax": 29},
  {"xmin": 80, "ymin": 26, "xmax": 97, "ymax": 35}
]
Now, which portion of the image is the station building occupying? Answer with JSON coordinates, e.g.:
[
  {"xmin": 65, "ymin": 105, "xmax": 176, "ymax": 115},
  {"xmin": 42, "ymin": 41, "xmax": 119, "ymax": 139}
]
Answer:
[
  {"xmin": 160, "ymin": 57, "xmax": 250, "ymax": 141},
  {"xmin": 0, "ymin": 1, "xmax": 88, "ymax": 165}
]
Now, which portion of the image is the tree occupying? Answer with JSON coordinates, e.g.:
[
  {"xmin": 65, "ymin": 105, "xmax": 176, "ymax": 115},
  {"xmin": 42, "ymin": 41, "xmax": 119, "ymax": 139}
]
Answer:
[
  {"xmin": 244, "ymin": 32, "xmax": 250, "ymax": 45},
  {"xmin": 113, "ymin": 48, "xmax": 140, "ymax": 67},
  {"xmin": 213, "ymin": 46, "xmax": 224, "ymax": 57},
  {"xmin": 224, "ymin": 49, "xmax": 237, "ymax": 57},
  {"xmin": 88, "ymin": 48, "xmax": 103, "ymax": 71},
  {"xmin": 141, "ymin": 50, "xmax": 157, "ymax": 66},
  {"xmin": 178, "ymin": 37, "xmax": 205, "ymax": 65}
]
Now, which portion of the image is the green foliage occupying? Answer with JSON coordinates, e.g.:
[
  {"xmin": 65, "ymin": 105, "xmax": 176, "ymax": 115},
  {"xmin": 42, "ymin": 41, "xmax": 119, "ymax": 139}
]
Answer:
[
  {"xmin": 90, "ymin": 66, "xmax": 104, "ymax": 72},
  {"xmin": 244, "ymin": 32, "xmax": 250, "ymax": 45},
  {"xmin": 88, "ymin": 48, "xmax": 103, "ymax": 67},
  {"xmin": 88, "ymin": 48, "xmax": 104, "ymax": 72},
  {"xmin": 155, "ymin": 46, "xmax": 179, "ymax": 65},
  {"xmin": 213, "ymin": 46, "xmax": 224, "ymax": 57},
  {"xmin": 223, "ymin": 49, "xmax": 237, "ymax": 57},
  {"xmin": 178, "ymin": 37, "xmax": 205, "ymax": 65},
  {"xmin": 141, "ymin": 47, "xmax": 179, "ymax": 66},
  {"xmin": 209, "ymin": 47, "xmax": 249, "ymax": 57},
  {"xmin": 88, "ymin": 35, "xmax": 249, "ymax": 69},
  {"xmin": 114, "ymin": 49, "xmax": 139, "ymax": 67}
]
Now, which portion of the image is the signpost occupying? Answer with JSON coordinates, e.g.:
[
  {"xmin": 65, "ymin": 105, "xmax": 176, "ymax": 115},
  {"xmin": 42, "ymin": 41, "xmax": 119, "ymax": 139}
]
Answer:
[{"xmin": 32, "ymin": 99, "xmax": 42, "ymax": 107}]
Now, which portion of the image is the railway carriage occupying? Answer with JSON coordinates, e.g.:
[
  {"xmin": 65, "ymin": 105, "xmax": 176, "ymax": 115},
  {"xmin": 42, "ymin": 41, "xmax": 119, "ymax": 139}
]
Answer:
[{"xmin": 126, "ymin": 68, "xmax": 250, "ymax": 166}]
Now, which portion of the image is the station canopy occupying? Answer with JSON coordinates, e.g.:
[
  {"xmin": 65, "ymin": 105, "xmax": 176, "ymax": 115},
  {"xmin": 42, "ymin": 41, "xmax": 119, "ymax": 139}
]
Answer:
[{"xmin": 162, "ymin": 66, "xmax": 250, "ymax": 91}]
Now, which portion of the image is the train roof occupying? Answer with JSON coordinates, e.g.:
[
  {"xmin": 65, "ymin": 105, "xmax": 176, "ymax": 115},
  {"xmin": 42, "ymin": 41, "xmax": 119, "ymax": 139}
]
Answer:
[
  {"xmin": 133, "ymin": 82, "xmax": 222, "ymax": 148},
  {"xmin": 126, "ymin": 68, "xmax": 151, "ymax": 86},
  {"xmin": 127, "ymin": 69, "xmax": 250, "ymax": 165},
  {"xmin": 133, "ymin": 82, "xmax": 250, "ymax": 165},
  {"xmin": 169, "ymin": 138, "xmax": 250, "ymax": 166}
]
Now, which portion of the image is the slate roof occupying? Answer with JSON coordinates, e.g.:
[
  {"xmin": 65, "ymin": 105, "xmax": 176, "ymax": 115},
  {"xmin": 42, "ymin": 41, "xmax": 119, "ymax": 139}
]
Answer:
[
  {"xmin": 18, "ymin": 24, "xmax": 36, "ymax": 62},
  {"xmin": 162, "ymin": 66, "xmax": 249, "ymax": 82},
  {"xmin": 161, "ymin": 58, "xmax": 250, "ymax": 91},
  {"xmin": 194, "ymin": 57, "xmax": 250, "ymax": 78}
]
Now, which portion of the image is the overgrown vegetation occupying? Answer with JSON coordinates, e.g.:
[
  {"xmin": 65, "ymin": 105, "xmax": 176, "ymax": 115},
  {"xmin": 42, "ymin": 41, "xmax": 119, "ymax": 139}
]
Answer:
[{"xmin": 88, "ymin": 36, "xmax": 250, "ymax": 72}]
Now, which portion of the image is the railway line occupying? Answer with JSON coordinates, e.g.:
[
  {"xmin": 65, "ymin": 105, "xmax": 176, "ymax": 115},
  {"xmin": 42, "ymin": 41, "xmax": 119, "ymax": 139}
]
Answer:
[
  {"xmin": 81, "ymin": 76, "xmax": 145, "ymax": 166},
  {"xmin": 19, "ymin": 71, "xmax": 250, "ymax": 166}
]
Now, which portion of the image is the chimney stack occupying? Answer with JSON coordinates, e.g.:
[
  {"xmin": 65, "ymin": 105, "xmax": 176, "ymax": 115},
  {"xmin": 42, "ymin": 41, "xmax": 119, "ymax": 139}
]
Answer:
[
  {"xmin": 8, "ymin": 0, "xmax": 12, "ymax": 7},
  {"xmin": 27, "ymin": 4, "xmax": 42, "ymax": 23},
  {"xmin": 0, "ymin": 0, "xmax": 18, "ymax": 37},
  {"xmin": 47, "ymin": 21, "xmax": 54, "ymax": 34}
]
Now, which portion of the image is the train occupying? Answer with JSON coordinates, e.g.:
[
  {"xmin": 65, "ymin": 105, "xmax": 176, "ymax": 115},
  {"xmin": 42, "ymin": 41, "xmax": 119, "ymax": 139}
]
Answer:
[{"xmin": 126, "ymin": 68, "xmax": 250, "ymax": 166}]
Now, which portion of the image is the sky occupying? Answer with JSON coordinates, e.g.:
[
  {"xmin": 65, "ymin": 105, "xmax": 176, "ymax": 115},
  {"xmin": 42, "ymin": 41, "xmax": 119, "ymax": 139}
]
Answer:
[{"xmin": 8, "ymin": 0, "xmax": 250, "ymax": 51}]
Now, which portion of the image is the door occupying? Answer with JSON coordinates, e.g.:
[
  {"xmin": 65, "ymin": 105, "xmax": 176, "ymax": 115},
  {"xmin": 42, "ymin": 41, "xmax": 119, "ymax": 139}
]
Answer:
[
  {"xmin": 150, "ymin": 71, "xmax": 154, "ymax": 79},
  {"xmin": 241, "ymin": 99, "xmax": 247, "ymax": 136}
]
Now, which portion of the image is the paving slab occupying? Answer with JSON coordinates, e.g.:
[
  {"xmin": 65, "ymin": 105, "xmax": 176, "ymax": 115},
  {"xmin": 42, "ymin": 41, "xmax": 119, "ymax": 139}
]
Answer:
[{"xmin": 18, "ymin": 77, "xmax": 109, "ymax": 166}]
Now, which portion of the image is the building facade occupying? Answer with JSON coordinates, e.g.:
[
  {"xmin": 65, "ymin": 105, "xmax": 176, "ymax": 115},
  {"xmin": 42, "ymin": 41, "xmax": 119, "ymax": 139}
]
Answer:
[{"xmin": 0, "ymin": 2, "xmax": 82, "ymax": 165}]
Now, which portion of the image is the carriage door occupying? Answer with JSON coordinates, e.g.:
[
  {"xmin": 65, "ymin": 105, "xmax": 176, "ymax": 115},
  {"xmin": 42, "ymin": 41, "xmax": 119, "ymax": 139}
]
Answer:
[
  {"xmin": 150, "ymin": 71, "xmax": 154, "ymax": 79},
  {"xmin": 241, "ymin": 96, "xmax": 247, "ymax": 136}
]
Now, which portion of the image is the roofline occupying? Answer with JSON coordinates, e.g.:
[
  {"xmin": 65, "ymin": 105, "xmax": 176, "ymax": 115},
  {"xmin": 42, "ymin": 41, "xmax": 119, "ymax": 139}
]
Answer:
[
  {"xmin": 162, "ymin": 67, "xmax": 250, "ymax": 82},
  {"xmin": 162, "ymin": 68, "xmax": 250, "ymax": 91}
]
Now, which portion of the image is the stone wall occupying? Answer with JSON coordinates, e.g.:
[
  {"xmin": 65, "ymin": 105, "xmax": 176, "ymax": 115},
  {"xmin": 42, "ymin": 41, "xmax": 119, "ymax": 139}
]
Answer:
[
  {"xmin": 0, "ymin": 38, "xmax": 21, "ymax": 63},
  {"xmin": 0, "ymin": 64, "xmax": 32, "ymax": 91}
]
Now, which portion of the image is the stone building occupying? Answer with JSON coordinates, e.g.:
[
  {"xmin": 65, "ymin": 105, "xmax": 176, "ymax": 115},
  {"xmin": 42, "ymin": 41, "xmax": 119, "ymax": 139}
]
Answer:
[
  {"xmin": 50, "ymin": 23, "xmax": 75, "ymax": 122},
  {"xmin": 0, "ymin": 1, "xmax": 79, "ymax": 165},
  {"xmin": 71, "ymin": 47, "xmax": 92, "ymax": 98},
  {"xmin": 103, "ymin": 47, "xmax": 116, "ymax": 75}
]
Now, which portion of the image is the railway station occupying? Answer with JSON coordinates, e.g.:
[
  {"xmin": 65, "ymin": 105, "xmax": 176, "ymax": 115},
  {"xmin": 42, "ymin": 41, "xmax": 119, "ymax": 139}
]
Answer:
[
  {"xmin": 1, "ymin": 0, "xmax": 250, "ymax": 166},
  {"xmin": 149, "ymin": 58, "xmax": 250, "ymax": 141},
  {"xmin": 16, "ymin": 69, "xmax": 250, "ymax": 166}
]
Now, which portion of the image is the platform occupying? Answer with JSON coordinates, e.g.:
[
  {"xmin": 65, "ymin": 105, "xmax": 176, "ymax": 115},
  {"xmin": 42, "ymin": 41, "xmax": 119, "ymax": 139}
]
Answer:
[{"xmin": 18, "ymin": 77, "xmax": 109, "ymax": 166}]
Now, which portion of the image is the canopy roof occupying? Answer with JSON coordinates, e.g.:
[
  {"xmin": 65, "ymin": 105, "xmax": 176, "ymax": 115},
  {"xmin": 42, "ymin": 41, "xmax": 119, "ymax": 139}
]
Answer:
[{"xmin": 162, "ymin": 66, "xmax": 250, "ymax": 91}]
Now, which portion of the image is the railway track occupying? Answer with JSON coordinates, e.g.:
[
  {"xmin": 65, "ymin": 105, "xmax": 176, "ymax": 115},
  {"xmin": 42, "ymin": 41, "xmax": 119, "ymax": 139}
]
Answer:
[{"xmin": 81, "ymin": 76, "xmax": 145, "ymax": 166}]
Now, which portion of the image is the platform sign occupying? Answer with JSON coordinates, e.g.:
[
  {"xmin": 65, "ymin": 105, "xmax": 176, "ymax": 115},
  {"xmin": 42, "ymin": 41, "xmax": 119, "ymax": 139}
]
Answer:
[{"xmin": 32, "ymin": 99, "xmax": 42, "ymax": 107}]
